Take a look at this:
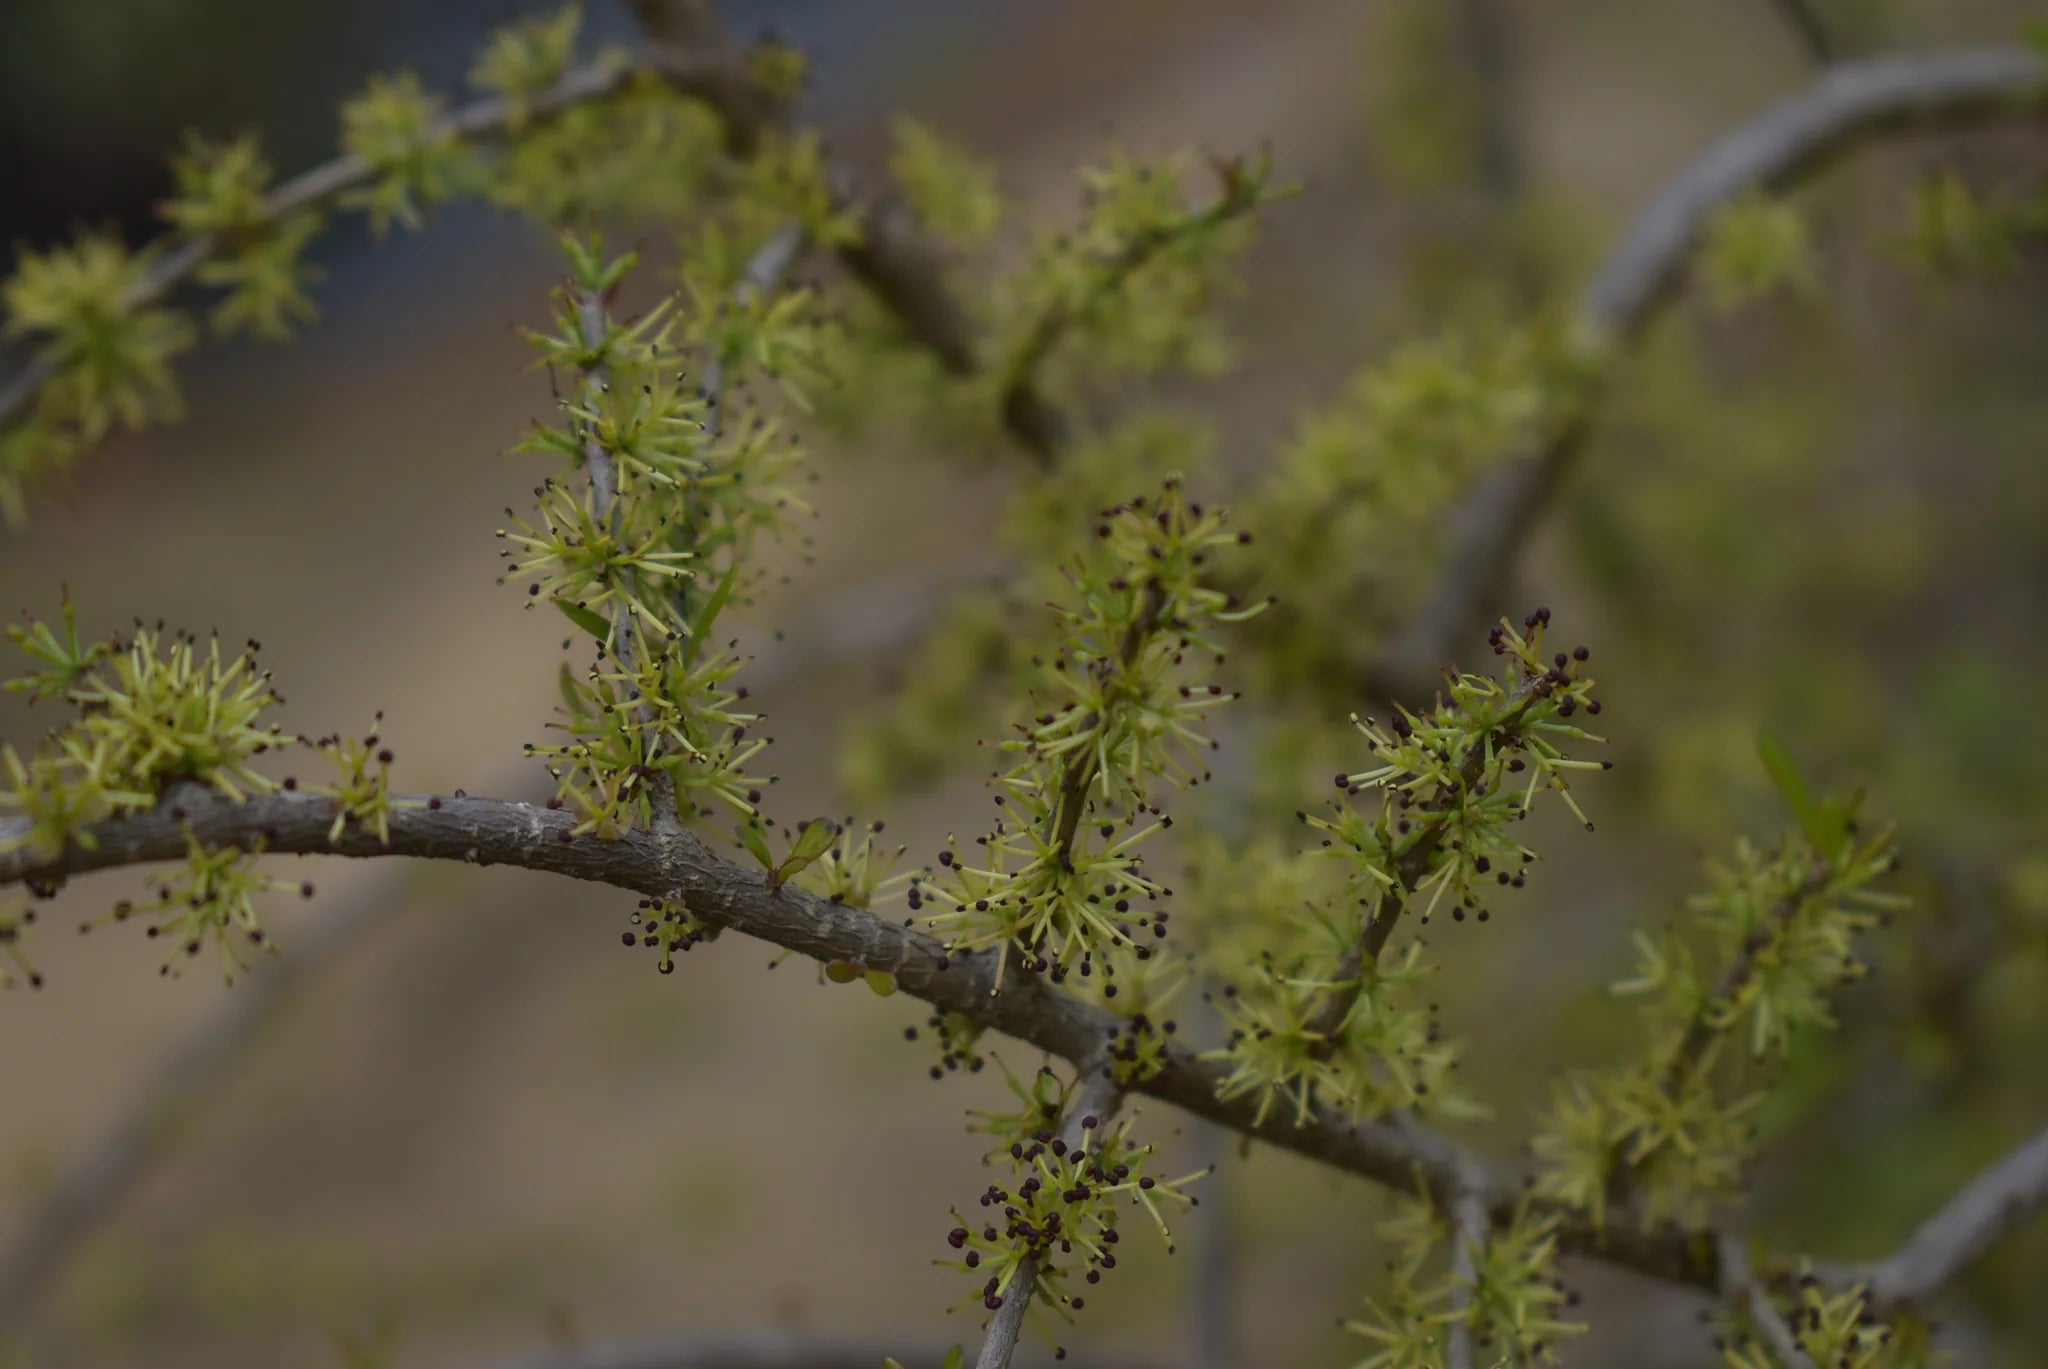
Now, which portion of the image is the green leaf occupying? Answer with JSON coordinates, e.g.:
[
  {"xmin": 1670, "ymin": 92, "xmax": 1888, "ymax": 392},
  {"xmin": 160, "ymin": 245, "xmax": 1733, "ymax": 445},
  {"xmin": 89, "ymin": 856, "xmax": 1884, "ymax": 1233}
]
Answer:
[
  {"xmin": 552, "ymin": 597, "xmax": 610, "ymax": 639},
  {"xmin": 737, "ymin": 819, "xmax": 774, "ymax": 871},
  {"xmin": 771, "ymin": 817, "xmax": 839, "ymax": 887},
  {"xmin": 1756, "ymin": 732, "xmax": 1844, "ymax": 857},
  {"xmin": 683, "ymin": 558, "xmax": 742, "ymax": 663},
  {"xmin": 556, "ymin": 661, "xmax": 583, "ymax": 716}
]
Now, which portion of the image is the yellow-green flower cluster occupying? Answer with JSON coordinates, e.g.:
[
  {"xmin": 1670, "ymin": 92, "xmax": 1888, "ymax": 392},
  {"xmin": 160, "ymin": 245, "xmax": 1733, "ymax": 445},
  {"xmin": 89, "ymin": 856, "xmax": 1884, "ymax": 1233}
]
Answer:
[
  {"xmin": 83, "ymin": 829, "xmax": 311, "ymax": 982},
  {"xmin": 904, "ymin": 480, "xmax": 1261, "ymax": 987},
  {"xmin": 507, "ymin": 234, "xmax": 817, "ymax": 839},
  {"xmin": 1344, "ymin": 1192, "xmax": 1584, "ymax": 1369},
  {"xmin": 945, "ymin": 1065, "xmax": 1203, "ymax": 1324},
  {"xmin": 1206, "ymin": 612, "xmax": 1608, "ymax": 1128},
  {"xmin": 990, "ymin": 148, "xmax": 1282, "ymax": 408},
  {"xmin": 0, "ymin": 610, "xmax": 354, "ymax": 982},
  {"xmin": 1533, "ymin": 798, "xmax": 1901, "ymax": 1229}
]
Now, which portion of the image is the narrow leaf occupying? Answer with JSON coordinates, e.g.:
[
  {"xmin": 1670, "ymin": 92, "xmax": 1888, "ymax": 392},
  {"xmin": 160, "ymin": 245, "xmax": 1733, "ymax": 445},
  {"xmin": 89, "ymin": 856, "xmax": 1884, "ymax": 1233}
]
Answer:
[
  {"xmin": 1756, "ymin": 732, "xmax": 1842, "ymax": 855},
  {"xmin": 737, "ymin": 819, "xmax": 774, "ymax": 872},
  {"xmin": 772, "ymin": 817, "xmax": 839, "ymax": 885},
  {"xmin": 553, "ymin": 597, "xmax": 610, "ymax": 640}
]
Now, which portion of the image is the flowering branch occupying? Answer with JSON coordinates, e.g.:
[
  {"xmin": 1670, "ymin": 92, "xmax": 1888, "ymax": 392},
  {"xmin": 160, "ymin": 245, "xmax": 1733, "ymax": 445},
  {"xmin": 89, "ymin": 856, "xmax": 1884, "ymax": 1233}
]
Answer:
[
  {"xmin": 1720, "ymin": 1232, "xmax": 1820, "ymax": 1369},
  {"xmin": 1302, "ymin": 668, "xmax": 1549, "ymax": 1052},
  {"xmin": 971, "ymin": 1068, "xmax": 1124, "ymax": 1369},
  {"xmin": 0, "ymin": 49, "xmax": 751, "ymax": 435},
  {"xmin": 0, "ymin": 779, "xmax": 1791, "ymax": 1302}
]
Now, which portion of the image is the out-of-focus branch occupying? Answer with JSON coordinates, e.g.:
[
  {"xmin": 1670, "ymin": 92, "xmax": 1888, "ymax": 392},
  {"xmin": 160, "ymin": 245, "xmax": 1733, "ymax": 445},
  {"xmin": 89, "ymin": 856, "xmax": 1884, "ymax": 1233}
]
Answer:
[
  {"xmin": 1720, "ymin": 1233, "xmax": 1819, "ymax": 1369},
  {"xmin": 972, "ymin": 1068, "xmax": 1124, "ymax": 1369},
  {"xmin": 0, "ymin": 841, "xmax": 471, "ymax": 1325},
  {"xmin": 620, "ymin": 3, "xmax": 1071, "ymax": 467},
  {"xmin": 3, "ymin": 23, "xmax": 1070, "ymax": 473},
  {"xmin": 1184, "ymin": 1020, "xmax": 1237, "ymax": 1369},
  {"xmin": 0, "ymin": 52, "xmax": 722, "ymax": 437},
  {"xmin": 1810, "ymin": 1122, "xmax": 2048, "ymax": 1309},
  {"xmin": 1369, "ymin": 45, "xmax": 2047, "ymax": 700}
]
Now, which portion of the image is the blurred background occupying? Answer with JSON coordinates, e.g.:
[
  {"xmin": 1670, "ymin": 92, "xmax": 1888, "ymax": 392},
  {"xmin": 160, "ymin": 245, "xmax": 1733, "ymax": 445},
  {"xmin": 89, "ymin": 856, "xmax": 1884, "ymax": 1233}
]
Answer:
[{"xmin": 2, "ymin": 1, "xmax": 2046, "ymax": 1367}]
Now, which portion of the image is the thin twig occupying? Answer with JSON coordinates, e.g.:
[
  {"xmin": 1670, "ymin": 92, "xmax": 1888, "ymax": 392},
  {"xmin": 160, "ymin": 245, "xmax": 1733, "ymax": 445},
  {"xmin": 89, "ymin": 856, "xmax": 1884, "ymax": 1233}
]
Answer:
[
  {"xmin": 1445, "ymin": 1182, "xmax": 1490, "ymax": 1369},
  {"xmin": 1302, "ymin": 672, "xmax": 1546, "ymax": 1052},
  {"xmin": 993, "ymin": 176, "xmax": 1266, "ymax": 453},
  {"xmin": 1369, "ymin": 45, "xmax": 2048, "ymax": 699},
  {"xmin": 696, "ymin": 224, "xmax": 809, "ymax": 445},
  {"xmin": 974, "ymin": 1067, "xmax": 1125, "ymax": 1369},
  {"xmin": 1600, "ymin": 863, "xmax": 1833, "ymax": 1218},
  {"xmin": 1719, "ymin": 1232, "xmax": 1819, "ymax": 1369}
]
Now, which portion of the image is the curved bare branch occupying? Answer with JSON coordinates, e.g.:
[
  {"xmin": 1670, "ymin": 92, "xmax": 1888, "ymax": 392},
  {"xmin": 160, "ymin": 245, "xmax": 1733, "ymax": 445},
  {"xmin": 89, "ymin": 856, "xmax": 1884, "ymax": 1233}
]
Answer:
[
  {"xmin": 1810, "ymin": 1123, "xmax": 2048, "ymax": 1309},
  {"xmin": 1372, "ymin": 45, "xmax": 2047, "ymax": 698}
]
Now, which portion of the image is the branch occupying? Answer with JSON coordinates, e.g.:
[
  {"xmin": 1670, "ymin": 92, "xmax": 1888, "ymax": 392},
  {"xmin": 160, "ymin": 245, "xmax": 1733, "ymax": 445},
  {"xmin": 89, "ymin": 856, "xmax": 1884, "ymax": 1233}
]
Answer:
[
  {"xmin": 973, "ymin": 1068, "xmax": 1124, "ymax": 1369},
  {"xmin": 0, "ymin": 562, "xmax": 976, "ymax": 1327},
  {"xmin": 1811, "ymin": 1122, "xmax": 2048, "ymax": 1309},
  {"xmin": 991, "ymin": 178, "xmax": 1267, "ymax": 459},
  {"xmin": 1184, "ymin": 1036, "xmax": 1238, "ymax": 1369},
  {"xmin": 618, "ymin": 4, "xmax": 1072, "ymax": 467},
  {"xmin": 1302, "ymin": 673, "xmax": 1545, "ymax": 1051},
  {"xmin": 2, "ymin": 35, "xmax": 1068, "ymax": 475},
  {"xmin": 697, "ymin": 224, "xmax": 808, "ymax": 444},
  {"xmin": 1369, "ymin": 45, "xmax": 2047, "ymax": 699},
  {"xmin": 0, "ymin": 53, "xmax": 709, "ymax": 436},
  {"xmin": 0, "ymin": 783, "xmax": 1700, "ymax": 1291},
  {"xmin": 1720, "ymin": 1232, "xmax": 1819, "ymax": 1369},
  {"xmin": 14, "ymin": 776, "xmax": 2042, "ymax": 1310}
]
